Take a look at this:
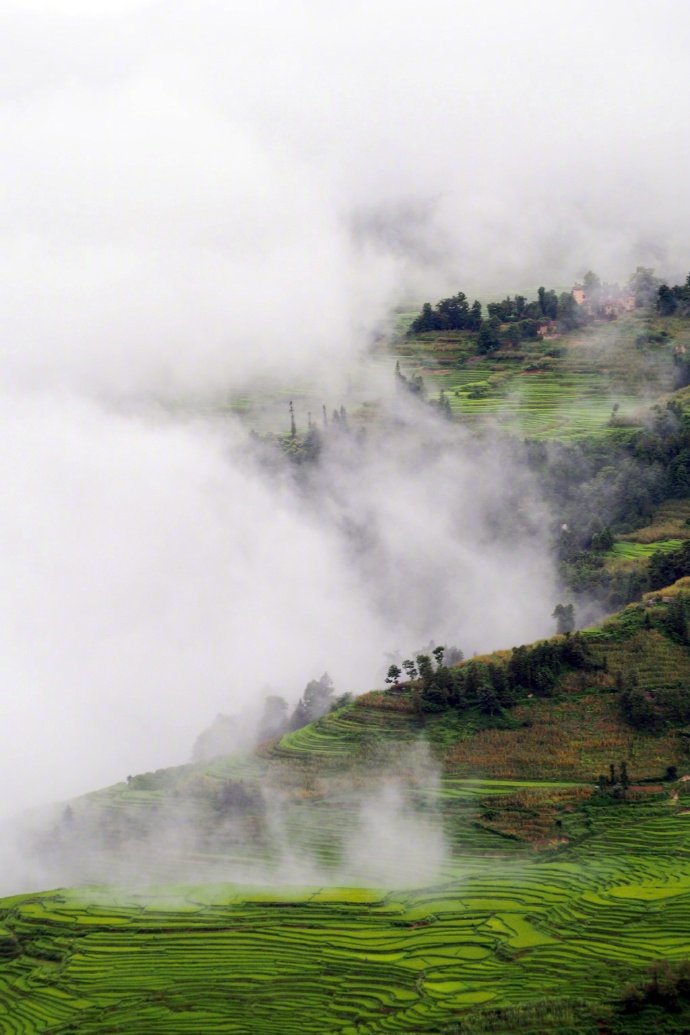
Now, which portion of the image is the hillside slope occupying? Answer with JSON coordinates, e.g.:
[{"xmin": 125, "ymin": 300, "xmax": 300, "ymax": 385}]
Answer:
[{"xmin": 5, "ymin": 589, "xmax": 690, "ymax": 1031}]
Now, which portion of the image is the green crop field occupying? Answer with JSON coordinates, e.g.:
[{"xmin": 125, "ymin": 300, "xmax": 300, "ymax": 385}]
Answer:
[
  {"xmin": 4, "ymin": 799, "xmax": 690, "ymax": 1034},
  {"xmin": 608, "ymin": 539, "xmax": 683, "ymax": 562},
  {"xmin": 2, "ymin": 812, "xmax": 689, "ymax": 1034},
  {"xmin": 397, "ymin": 310, "xmax": 690, "ymax": 441},
  {"xmin": 611, "ymin": 540, "xmax": 682, "ymax": 559}
]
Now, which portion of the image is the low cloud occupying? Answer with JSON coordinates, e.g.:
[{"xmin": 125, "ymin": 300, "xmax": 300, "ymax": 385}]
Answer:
[
  {"xmin": 0, "ymin": 383, "xmax": 556, "ymax": 817},
  {"xmin": 3, "ymin": 738, "xmax": 448, "ymax": 894},
  {"xmin": 0, "ymin": 2, "xmax": 689, "ymax": 402}
]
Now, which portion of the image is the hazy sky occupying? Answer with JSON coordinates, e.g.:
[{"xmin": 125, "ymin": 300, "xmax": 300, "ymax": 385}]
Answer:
[
  {"xmin": 2, "ymin": 1, "xmax": 689, "ymax": 816},
  {"xmin": 0, "ymin": 0, "xmax": 689, "ymax": 394}
]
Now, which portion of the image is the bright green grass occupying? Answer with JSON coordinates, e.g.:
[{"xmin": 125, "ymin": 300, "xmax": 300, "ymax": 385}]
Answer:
[
  {"xmin": 4, "ymin": 799, "xmax": 690, "ymax": 1033},
  {"xmin": 609, "ymin": 539, "xmax": 683, "ymax": 560}
]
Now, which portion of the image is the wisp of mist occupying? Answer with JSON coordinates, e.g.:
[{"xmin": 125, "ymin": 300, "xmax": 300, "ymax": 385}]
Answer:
[
  {"xmin": 1, "ymin": 739, "xmax": 449, "ymax": 895},
  {"xmin": 1, "ymin": 382, "xmax": 557, "ymax": 823}
]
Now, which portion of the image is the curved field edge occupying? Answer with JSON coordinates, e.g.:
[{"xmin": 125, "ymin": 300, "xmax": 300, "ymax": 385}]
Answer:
[{"xmin": 4, "ymin": 828, "xmax": 690, "ymax": 1035}]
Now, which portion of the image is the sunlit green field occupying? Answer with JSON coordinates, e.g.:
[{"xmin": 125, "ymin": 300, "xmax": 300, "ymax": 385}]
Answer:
[
  {"xmin": 600, "ymin": 536, "xmax": 687, "ymax": 583},
  {"xmin": 3, "ymin": 797, "xmax": 690, "ymax": 1034},
  {"xmin": 609, "ymin": 539, "xmax": 683, "ymax": 561}
]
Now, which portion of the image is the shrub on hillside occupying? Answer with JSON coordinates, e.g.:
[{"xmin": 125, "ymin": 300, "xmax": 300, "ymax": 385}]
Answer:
[
  {"xmin": 619, "ymin": 959, "xmax": 690, "ymax": 1014},
  {"xmin": 621, "ymin": 685, "xmax": 690, "ymax": 731}
]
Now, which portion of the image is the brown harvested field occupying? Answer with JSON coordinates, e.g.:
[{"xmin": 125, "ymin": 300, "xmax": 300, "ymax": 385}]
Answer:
[
  {"xmin": 476, "ymin": 785, "xmax": 592, "ymax": 845},
  {"xmin": 356, "ymin": 689, "xmax": 418, "ymax": 712},
  {"xmin": 588, "ymin": 627, "xmax": 690, "ymax": 687},
  {"xmin": 445, "ymin": 694, "xmax": 687, "ymax": 781},
  {"xmin": 620, "ymin": 497, "xmax": 690, "ymax": 544}
]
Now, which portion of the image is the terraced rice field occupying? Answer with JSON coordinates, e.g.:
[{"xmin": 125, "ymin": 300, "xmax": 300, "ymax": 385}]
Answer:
[
  {"xmin": 588, "ymin": 621, "xmax": 690, "ymax": 688},
  {"xmin": 609, "ymin": 539, "xmax": 683, "ymax": 561},
  {"xmin": 188, "ymin": 311, "xmax": 684, "ymax": 442},
  {"xmin": 183, "ymin": 310, "xmax": 688, "ymax": 444},
  {"xmin": 62, "ymin": 676, "xmax": 685, "ymax": 887},
  {"xmin": 268, "ymin": 703, "xmax": 422, "ymax": 766},
  {"xmin": 605, "ymin": 539, "xmax": 684, "ymax": 574},
  {"xmin": 405, "ymin": 311, "xmax": 681, "ymax": 440},
  {"xmin": 6, "ymin": 692, "xmax": 690, "ymax": 1031},
  {"xmin": 4, "ymin": 799, "xmax": 690, "ymax": 1035},
  {"xmin": 422, "ymin": 361, "xmax": 649, "ymax": 441},
  {"xmin": 8, "ymin": 605, "xmax": 690, "ymax": 1030}
]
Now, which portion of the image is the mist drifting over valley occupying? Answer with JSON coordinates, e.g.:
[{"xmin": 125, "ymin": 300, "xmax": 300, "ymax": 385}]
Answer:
[
  {"xmin": 2, "ymin": 379, "xmax": 556, "ymax": 819},
  {"xmin": 2, "ymin": 0, "xmax": 690, "ymax": 830}
]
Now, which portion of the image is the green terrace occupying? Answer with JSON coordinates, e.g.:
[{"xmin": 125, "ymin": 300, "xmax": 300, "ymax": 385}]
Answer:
[
  {"xmin": 399, "ymin": 310, "xmax": 686, "ymax": 441},
  {"xmin": 4, "ymin": 812, "xmax": 690, "ymax": 1034},
  {"xmin": 609, "ymin": 540, "xmax": 683, "ymax": 560}
]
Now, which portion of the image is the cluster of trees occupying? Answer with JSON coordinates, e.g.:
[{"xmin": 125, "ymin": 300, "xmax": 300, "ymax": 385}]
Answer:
[
  {"xmin": 634, "ymin": 401, "xmax": 690, "ymax": 497},
  {"xmin": 479, "ymin": 293, "xmax": 553, "ymax": 351},
  {"xmin": 194, "ymin": 673, "xmax": 353, "ymax": 763},
  {"xmin": 486, "ymin": 295, "xmax": 529, "ymax": 322},
  {"xmin": 504, "ymin": 633, "xmax": 596, "ymax": 695},
  {"xmin": 595, "ymin": 760, "xmax": 630, "ymax": 797},
  {"xmin": 394, "ymin": 360, "xmax": 425, "ymax": 397},
  {"xmin": 552, "ymin": 603, "xmax": 576, "ymax": 634},
  {"xmin": 408, "ymin": 293, "xmax": 482, "ymax": 334},
  {"xmin": 533, "ymin": 287, "xmax": 582, "ymax": 331},
  {"xmin": 407, "ymin": 283, "xmax": 588, "ymax": 355},
  {"xmin": 386, "ymin": 635, "xmax": 597, "ymax": 716},
  {"xmin": 387, "ymin": 645, "xmax": 509, "ymax": 716},
  {"xmin": 564, "ymin": 533, "xmax": 690, "ymax": 629},
  {"xmin": 628, "ymin": 266, "xmax": 661, "ymax": 308},
  {"xmin": 619, "ymin": 959, "xmax": 690, "ymax": 1016},
  {"xmin": 665, "ymin": 592, "xmax": 690, "ymax": 643},
  {"xmin": 532, "ymin": 439, "xmax": 666, "ymax": 556},
  {"xmin": 261, "ymin": 400, "xmax": 362, "ymax": 466},
  {"xmin": 621, "ymin": 684, "xmax": 690, "ymax": 731},
  {"xmin": 580, "ymin": 267, "xmax": 659, "ymax": 312},
  {"xmin": 657, "ymin": 273, "xmax": 690, "ymax": 317},
  {"xmin": 525, "ymin": 398, "xmax": 690, "ymax": 611},
  {"xmin": 394, "ymin": 362, "xmax": 453, "ymax": 417},
  {"xmin": 430, "ymin": 389, "xmax": 453, "ymax": 418},
  {"xmin": 582, "ymin": 265, "xmax": 687, "ymax": 313},
  {"xmin": 408, "ymin": 267, "xmax": 678, "ymax": 359},
  {"xmin": 257, "ymin": 673, "xmax": 352, "ymax": 743},
  {"xmin": 649, "ymin": 545, "xmax": 690, "ymax": 595}
]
